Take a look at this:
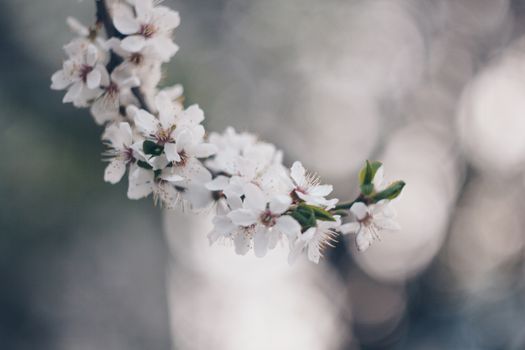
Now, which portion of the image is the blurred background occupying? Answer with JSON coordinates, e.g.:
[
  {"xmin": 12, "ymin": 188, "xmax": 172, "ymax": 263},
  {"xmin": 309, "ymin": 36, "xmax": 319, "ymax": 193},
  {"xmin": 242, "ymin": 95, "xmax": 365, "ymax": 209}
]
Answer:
[{"xmin": 2, "ymin": 0, "xmax": 525, "ymax": 349}]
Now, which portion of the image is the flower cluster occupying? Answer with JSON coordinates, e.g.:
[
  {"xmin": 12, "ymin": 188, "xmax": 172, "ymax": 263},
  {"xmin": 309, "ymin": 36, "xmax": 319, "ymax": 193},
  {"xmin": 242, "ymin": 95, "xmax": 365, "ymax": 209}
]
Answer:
[{"xmin": 51, "ymin": 0, "xmax": 406, "ymax": 264}]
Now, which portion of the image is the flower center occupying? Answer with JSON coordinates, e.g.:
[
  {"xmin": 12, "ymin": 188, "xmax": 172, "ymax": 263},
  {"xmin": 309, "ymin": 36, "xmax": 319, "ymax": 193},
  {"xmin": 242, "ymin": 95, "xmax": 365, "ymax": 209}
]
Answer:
[
  {"xmin": 140, "ymin": 23, "xmax": 157, "ymax": 38},
  {"xmin": 175, "ymin": 150, "xmax": 189, "ymax": 167},
  {"xmin": 79, "ymin": 64, "xmax": 93, "ymax": 82},
  {"xmin": 156, "ymin": 128, "xmax": 173, "ymax": 145},
  {"xmin": 260, "ymin": 210, "xmax": 277, "ymax": 227},
  {"xmin": 106, "ymin": 82, "xmax": 119, "ymax": 97},
  {"xmin": 359, "ymin": 213, "xmax": 374, "ymax": 226},
  {"xmin": 130, "ymin": 53, "xmax": 144, "ymax": 65}
]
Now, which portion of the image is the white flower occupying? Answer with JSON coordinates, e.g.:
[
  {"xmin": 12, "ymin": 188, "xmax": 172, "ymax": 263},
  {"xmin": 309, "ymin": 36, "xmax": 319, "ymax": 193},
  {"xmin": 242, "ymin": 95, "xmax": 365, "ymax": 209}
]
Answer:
[
  {"xmin": 225, "ymin": 183, "xmax": 300, "ymax": 257},
  {"xmin": 288, "ymin": 217, "xmax": 341, "ymax": 264},
  {"xmin": 112, "ymin": 0, "xmax": 180, "ymax": 62},
  {"xmin": 90, "ymin": 66, "xmax": 140, "ymax": 124},
  {"xmin": 340, "ymin": 200, "xmax": 400, "ymax": 252},
  {"xmin": 102, "ymin": 122, "xmax": 137, "ymax": 184},
  {"xmin": 289, "ymin": 161, "xmax": 337, "ymax": 208},
  {"xmin": 51, "ymin": 43, "xmax": 109, "ymax": 107}
]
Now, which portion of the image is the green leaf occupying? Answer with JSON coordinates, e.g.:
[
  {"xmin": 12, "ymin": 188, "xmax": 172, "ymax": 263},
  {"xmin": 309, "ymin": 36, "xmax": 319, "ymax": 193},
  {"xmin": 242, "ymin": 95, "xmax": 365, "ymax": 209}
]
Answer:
[
  {"xmin": 303, "ymin": 204, "xmax": 336, "ymax": 222},
  {"xmin": 136, "ymin": 160, "xmax": 153, "ymax": 170},
  {"xmin": 290, "ymin": 205, "xmax": 316, "ymax": 228},
  {"xmin": 143, "ymin": 140, "xmax": 164, "ymax": 156},
  {"xmin": 358, "ymin": 160, "xmax": 382, "ymax": 186},
  {"xmin": 372, "ymin": 181, "xmax": 405, "ymax": 202},
  {"xmin": 360, "ymin": 183, "xmax": 374, "ymax": 196}
]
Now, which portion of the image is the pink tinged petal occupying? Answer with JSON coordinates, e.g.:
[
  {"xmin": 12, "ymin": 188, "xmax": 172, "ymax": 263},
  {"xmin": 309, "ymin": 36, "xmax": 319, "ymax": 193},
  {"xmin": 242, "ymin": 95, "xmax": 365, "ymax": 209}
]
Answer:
[
  {"xmin": 121, "ymin": 35, "xmax": 146, "ymax": 52},
  {"xmin": 350, "ymin": 202, "xmax": 369, "ymax": 221},
  {"xmin": 374, "ymin": 218, "xmax": 401, "ymax": 231},
  {"xmin": 151, "ymin": 36, "xmax": 179, "ymax": 62},
  {"xmin": 269, "ymin": 195, "xmax": 292, "ymax": 215},
  {"xmin": 134, "ymin": 109, "xmax": 159, "ymax": 136},
  {"xmin": 356, "ymin": 230, "xmax": 373, "ymax": 252},
  {"xmin": 205, "ymin": 175, "xmax": 229, "ymax": 191},
  {"xmin": 228, "ymin": 209, "xmax": 257, "ymax": 227},
  {"xmin": 234, "ymin": 233, "xmax": 250, "ymax": 256},
  {"xmin": 310, "ymin": 184, "xmax": 333, "ymax": 197},
  {"xmin": 86, "ymin": 69, "xmax": 101, "ymax": 89},
  {"xmin": 154, "ymin": 7, "xmax": 180, "ymax": 30},
  {"xmin": 290, "ymin": 161, "xmax": 306, "ymax": 187},
  {"xmin": 192, "ymin": 143, "xmax": 217, "ymax": 158},
  {"xmin": 253, "ymin": 226, "xmax": 269, "ymax": 258},
  {"xmin": 134, "ymin": 0, "xmax": 154, "ymax": 21},
  {"xmin": 51, "ymin": 70, "xmax": 71, "ymax": 90},
  {"xmin": 243, "ymin": 183, "xmax": 266, "ymax": 212},
  {"xmin": 63, "ymin": 81, "xmax": 83, "ymax": 103},
  {"xmin": 127, "ymin": 168, "xmax": 154, "ymax": 199},
  {"xmin": 339, "ymin": 222, "xmax": 360, "ymax": 235},
  {"xmin": 275, "ymin": 215, "xmax": 301, "ymax": 238},
  {"xmin": 164, "ymin": 143, "xmax": 181, "ymax": 162},
  {"xmin": 112, "ymin": 4, "xmax": 141, "ymax": 34}
]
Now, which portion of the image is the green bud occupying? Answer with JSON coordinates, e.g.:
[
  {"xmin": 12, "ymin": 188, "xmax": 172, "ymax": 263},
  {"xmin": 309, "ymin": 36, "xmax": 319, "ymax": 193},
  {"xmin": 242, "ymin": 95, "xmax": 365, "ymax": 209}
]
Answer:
[
  {"xmin": 372, "ymin": 181, "xmax": 405, "ymax": 202},
  {"xmin": 358, "ymin": 160, "xmax": 382, "ymax": 186},
  {"xmin": 143, "ymin": 140, "xmax": 164, "ymax": 156}
]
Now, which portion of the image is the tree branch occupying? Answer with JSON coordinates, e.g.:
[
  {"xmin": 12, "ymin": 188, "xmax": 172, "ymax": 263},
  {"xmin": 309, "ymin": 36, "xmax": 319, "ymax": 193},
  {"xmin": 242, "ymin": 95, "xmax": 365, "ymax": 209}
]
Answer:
[{"xmin": 95, "ymin": 0, "xmax": 150, "ymax": 112}]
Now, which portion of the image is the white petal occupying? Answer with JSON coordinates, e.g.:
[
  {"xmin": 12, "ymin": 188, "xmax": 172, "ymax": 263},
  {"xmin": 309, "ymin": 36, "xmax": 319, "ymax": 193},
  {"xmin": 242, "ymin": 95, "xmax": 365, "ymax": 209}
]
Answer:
[
  {"xmin": 269, "ymin": 195, "xmax": 292, "ymax": 215},
  {"xmin": 290, "ymin": 161, "xmax": 306, "ymax": 186},
  {"xmin": 243, "ymin": 183, "xmax": 266, "ymax": 212},
  {"xmin": 183, "ymin": 104, "xmax": 205, "ymax": 124},
  {"xmin": 63, "ymin": 81, "xmax": 82, "ymax": 103},
  {"xmin": 212, "ymin": 215, "xmax": 236, "ymax": 236},
  {"xmin": 307, "ymin": 242, "xmax": 321, "ymax": 264},
  {"xmin": 309, "ymin": 184, "xmax": 333, "ymax": 197},
  {"xmin": 356, "ymin": 229, "xmax": 373, "ymax": 252},
  {"xmin": 121, "ymin": 35, "xmax": 146, "ymax": 52},
  {"xmin": 372, "ymin": 166, "xmax": 385, "ymax": 190},
  {"xmin": 151, "ymin": 36, "xmax": 179, "ymax": 62},
  {"xmin": 50, "ymin": 70, "xmax": 71, "ymax": 90},
  {"xmin": 127, "ymin": 167, "xmax": 154, "ymax": 199},
  {"xmin": 134, "ymin": 110, "xmax": 159, "ymax": 136},
  {"xmin": 275, "ymin": 215, "xmax": 301, "ymax": 237},
  {"xmin": 104, "ymin": 159, "xmax": 127, "ymax": 184},
  {"xmin": 112, "ymin": 4, "xmax": 140, "ymax": 34},
  {"xmin": 234, "ymin": 232, "xmax": 251, "ymax": 255},
  {"xmin": 86, "ymin": 69, "xmax": 101, "ymax": 89},
  {"xmin": 182, "ymin": 183, "xmax": 213, "ymax": 210},
  {"xmin": 350, "ymin": 202, "xmax": 369, "ymax": 220},
  {"xmin": 191, "ymin": 143, "xmax": 217, "ymax": 158},
  {"xmin": 164, "ymin": 143, "xmax": 181, "ymax": 162},
  {"xmin": 119, "ymin": 122, "xmax": 133, "ymax": 146},
  {"xmin": 85, "ymin": 45, "xmax": 98, "ymax": 66},
  {"xmin": 205, "ymin": 176, "xmax": 229, "ymax": 191},
  {"xmin": 228, "ymin": 209, "xmax": 257, "ymax": 227},
  {"xmin": 253, "ymin": 226, "xmax": 269, "ymax": 258},
  {"xmin": 374, "ymin": 217, "xmax": 401, "ymax": 231},
  {"xmin": 339, "ymin": 222, "xmax": 360, "ymax": 235},
  {"xmin": 155, "ymin": 92, "xmax": 176, "ymax": 129}
]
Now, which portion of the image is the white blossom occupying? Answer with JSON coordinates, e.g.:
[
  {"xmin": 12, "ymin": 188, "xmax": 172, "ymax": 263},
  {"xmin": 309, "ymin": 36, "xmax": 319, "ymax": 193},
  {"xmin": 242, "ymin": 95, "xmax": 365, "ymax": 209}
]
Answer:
[
  {"xmin": 112, "ymin": 0, "xmax": 180, "ymax": 62},
  {"xmin": 340, "ymin": 200, "xmax": 400, "ymax": 252},
  {"xmin": 288, "ymin": 217, "xmax": 342, "ymax": 264},
  {"xmin": 51, "ymin": 43, "xmax": 109, "ymax": 107},
  {"xmin": 102, "ymin": 122, "xmax": 137, "ymax": 184},
  {"xmin": 288, "ymin": 161, "xmax": 338, "ymax": 208}
]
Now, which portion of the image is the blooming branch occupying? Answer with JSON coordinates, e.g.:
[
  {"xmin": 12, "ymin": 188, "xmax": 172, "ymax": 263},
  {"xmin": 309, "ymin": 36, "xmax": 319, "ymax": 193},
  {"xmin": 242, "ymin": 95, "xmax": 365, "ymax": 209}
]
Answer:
[{"xmin": 50, "ymin": 0, "xmax": 406, "ymax": 264}]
